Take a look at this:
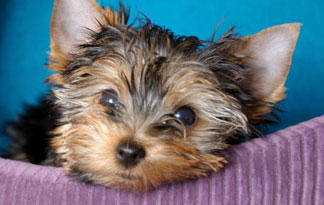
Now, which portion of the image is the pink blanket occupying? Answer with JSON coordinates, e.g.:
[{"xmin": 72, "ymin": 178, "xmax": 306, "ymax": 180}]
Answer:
[{"xmin": 1, "ymin": 115, "xmax": 323, "ymax": 204}]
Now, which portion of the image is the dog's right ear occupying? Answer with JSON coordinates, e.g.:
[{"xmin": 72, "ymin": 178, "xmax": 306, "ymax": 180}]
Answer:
[{"xmin": 50, "ymin": 0, "xmax": 105, "ymax": 59}]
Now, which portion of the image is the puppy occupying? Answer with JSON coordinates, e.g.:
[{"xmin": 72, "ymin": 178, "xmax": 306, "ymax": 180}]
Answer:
[{"xmin": 5, "ymin": 0, "xmax": 300, "ymax": 191}]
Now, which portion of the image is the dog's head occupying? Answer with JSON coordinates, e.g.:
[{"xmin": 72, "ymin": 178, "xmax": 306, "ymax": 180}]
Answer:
[{"xmin": 48, "ymin": 0, "xmax": 300, "ymax": 190}]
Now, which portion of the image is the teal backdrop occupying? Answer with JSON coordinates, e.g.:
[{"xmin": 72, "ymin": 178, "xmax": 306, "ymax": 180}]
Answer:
[{"xmin": 1, "ymin": 0, "xmax": 323, "ymax": 152}]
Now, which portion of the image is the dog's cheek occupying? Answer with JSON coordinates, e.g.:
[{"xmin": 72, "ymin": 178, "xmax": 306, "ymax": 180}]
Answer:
[
  {"xmin": 137, "ymin": 141, "xmax": 227, "ymax": 188},
  {"xmin": 51, "ymin": 116, "xmax": 128, "ymax": 171}
]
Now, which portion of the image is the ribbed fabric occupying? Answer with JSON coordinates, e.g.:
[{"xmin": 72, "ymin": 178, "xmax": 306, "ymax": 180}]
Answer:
[{"xmin": 0, "ymin": 115, "xmax": 323, "ymax": 205}]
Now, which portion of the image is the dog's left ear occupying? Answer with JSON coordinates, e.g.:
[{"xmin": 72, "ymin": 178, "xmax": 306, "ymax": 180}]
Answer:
[{"xmin": 234, "ymin": 23, "xmax": 300, "ymax": 103}]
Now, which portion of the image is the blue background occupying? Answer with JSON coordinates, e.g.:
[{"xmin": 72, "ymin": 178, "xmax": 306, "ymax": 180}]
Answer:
[{"xmin": 1, "ymin": 0, "xmax": 323, "ymax": 152}]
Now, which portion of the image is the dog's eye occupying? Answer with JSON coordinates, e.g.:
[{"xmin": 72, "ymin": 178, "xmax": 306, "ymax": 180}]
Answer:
[
  {"xmin": 174, "ymin": 106, "xmax": 196, "ymax": 126},
  {"xmin": 100, "ymin": 90, "xmax": 119, "ymax": 109}
]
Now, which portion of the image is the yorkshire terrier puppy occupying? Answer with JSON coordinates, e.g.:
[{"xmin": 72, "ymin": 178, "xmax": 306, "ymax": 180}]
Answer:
[{"xmin": 5, "ymin": 0, "xmax": 300, "ymax": 190}]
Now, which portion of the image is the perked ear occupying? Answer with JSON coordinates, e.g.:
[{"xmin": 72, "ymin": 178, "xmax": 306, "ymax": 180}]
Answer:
[
  {"xmin": 235, "ymin": 23, "xmax": 300, "ymax": 103},
  {"xmin": 50, "ymin": 0, "xmax": 105, "ymax": 57}
]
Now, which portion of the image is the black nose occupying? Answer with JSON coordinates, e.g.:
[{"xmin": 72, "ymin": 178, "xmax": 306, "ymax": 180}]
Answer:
[{"xmin": 116, "ymin": 142, "xmax": 145, "ymax": 168}]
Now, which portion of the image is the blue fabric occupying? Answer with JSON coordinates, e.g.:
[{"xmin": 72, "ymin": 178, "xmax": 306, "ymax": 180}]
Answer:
[{"xmin": 1, "ymin": 0, "xmax": 323, "ymax": 149}]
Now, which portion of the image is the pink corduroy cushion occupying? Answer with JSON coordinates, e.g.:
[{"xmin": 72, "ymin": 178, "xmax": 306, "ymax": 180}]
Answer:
[{"xmin": 0, "ymin": 115, "xmax": 323, "ymax": 205}]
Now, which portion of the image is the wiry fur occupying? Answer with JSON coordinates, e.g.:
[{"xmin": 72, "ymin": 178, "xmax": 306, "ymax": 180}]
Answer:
[{"xmin": 5, "ymin": 3, "xmax": 299, "ymax": 191}]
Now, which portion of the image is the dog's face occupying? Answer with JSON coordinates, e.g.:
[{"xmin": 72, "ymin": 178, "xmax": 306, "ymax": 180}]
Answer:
[{"xmin": 48, "ymin": 0, "xmax": 300, "ymax": 190}]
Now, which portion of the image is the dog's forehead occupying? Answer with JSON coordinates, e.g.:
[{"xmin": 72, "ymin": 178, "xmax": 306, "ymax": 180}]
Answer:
[
  {"xmin": 63, "ymin": 23, "xmax": 237, "ymax": 115},
  {"xmin": 103, "ymin": 57, "xmax": 210, "ymax": 112}
]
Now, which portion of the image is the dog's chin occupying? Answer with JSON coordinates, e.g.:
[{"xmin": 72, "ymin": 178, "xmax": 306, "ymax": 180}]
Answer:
[
  {"xmin": 96, "ymin": 172, "xmax": 151, "ymax": 191},
  {"xmin": 82, "ymin": 164, "xmax": 210, "ymax": 191},
  {"xmin": 71, "ymin": 165, "xmax": 179, "ymax": 191},
  {"xmin": 112, "ymin": 166, "xmax": 167, "ymax": 191},
  {"xmin": 68, "ymin": 164, "xmax": 150, "ymax": 191}
]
